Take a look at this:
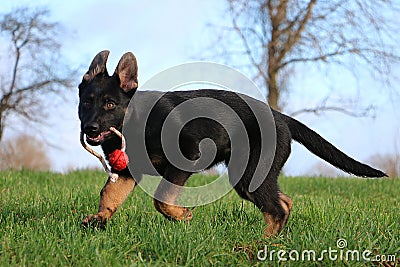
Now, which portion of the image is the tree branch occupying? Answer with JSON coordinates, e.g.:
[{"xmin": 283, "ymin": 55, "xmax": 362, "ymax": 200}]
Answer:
[
  {"xmin": 280, "ymin": 48, "xmax": 354, "ymax": 68},
  {"xmin": 277, "ymin": 0, "xmax": 316, "ymax": 63},
  {"xmin": 289, "ymin": 104, "xmax": 375, "ymax": 118},
  {"xmin": 8, "ymin": 46, "xmax": 21, "ymax": 94},
  {"xmin": 0, "ymin": 7, "xmax": 75, "ymax": 142},
  {"xmin": 204, "ymin": 0, "xmax": 400, "ymax": 116},
  {"xmin": 231, "ymin": 14, "xmax": 265, "ymax": 81},
  {"xmin": 15, "ymin": 78, "xmax": 68, "ymax": 94}
]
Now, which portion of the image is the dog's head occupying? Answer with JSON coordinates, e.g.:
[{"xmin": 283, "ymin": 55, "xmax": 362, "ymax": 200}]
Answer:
[{"xmin": 78, "ymin": 50, "xmax": 138, "ymax": 146}]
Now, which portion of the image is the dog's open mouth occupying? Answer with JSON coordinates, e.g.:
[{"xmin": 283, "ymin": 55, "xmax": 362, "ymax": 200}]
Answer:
[{"xmin": 86, "ymin": 130, "xmax": 112, "ymax": 145}]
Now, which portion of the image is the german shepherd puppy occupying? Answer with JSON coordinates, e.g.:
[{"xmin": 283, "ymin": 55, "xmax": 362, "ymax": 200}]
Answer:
[{"xmin": 79, "ymin": 50, "xmax": 386, "ymax": 236}]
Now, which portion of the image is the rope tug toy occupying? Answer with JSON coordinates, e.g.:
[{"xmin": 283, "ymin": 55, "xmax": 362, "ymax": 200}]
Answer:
[{"xmin": 80, "ymin": 127, "xmax": 129, "ymax": 183}]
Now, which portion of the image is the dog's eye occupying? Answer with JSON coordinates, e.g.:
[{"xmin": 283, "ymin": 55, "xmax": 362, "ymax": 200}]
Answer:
[{"xmin": 105, "ymin": 101, "xmax": 116, "ymax": 110}]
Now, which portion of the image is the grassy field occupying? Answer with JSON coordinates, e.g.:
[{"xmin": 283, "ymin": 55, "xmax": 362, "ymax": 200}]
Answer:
[{"xmin": 0, "ymin": 170, "xmax": 399, "ymax": 266}]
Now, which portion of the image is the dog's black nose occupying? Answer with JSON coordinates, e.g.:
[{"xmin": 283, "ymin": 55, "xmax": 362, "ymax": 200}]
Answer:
[{"xmin": 84, "ymin": 122, "xmax": 100, "ymax": 135}]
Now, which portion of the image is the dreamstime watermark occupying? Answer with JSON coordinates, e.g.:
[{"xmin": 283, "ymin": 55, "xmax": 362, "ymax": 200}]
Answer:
[
  {"xmin": 122, "ymin": 62, "xmax": 277, "ymax": 206},
  {"xmin": 257, "ymin": 238, "xmax": 397, "ymax": 263}
]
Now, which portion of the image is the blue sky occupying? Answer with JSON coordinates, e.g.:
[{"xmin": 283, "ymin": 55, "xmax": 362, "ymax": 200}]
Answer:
[{"xmin": 1, "ymin": 0, "xmax": 399, "ymax": 175}]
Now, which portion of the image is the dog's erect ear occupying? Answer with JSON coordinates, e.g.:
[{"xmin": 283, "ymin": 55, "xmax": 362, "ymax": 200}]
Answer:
[
  {"xmin": 114, "ymin": 52, "xmax": 138, "ymax": 92},
  {"xmin": 83, "ymin": 50, "xmax": 110, "ymax": 82}
]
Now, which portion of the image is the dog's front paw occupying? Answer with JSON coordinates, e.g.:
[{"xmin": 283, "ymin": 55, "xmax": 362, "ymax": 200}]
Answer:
[
  {"xmin": 82, "ymin": 214, "xmax": 106, "ymax": 230},
  {"xmin": 154, "ymin": 200, "xmax": 194, "ymax": 221}
]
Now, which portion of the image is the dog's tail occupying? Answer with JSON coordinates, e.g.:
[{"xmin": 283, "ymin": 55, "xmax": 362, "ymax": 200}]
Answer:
[{"xmin": 277, "ymin": 111, "xmax": 387, "ymax": 177}]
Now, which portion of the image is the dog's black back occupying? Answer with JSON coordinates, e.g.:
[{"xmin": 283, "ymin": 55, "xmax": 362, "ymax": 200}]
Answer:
[{"xmin": 122, "ymin": 90, "xmax": 278, "ymax": 178}]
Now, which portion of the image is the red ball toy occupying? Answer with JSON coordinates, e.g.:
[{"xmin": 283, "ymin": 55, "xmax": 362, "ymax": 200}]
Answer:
[{"xmin": 108, "ymin": 149, "xmax": 129, "ymax": 171}]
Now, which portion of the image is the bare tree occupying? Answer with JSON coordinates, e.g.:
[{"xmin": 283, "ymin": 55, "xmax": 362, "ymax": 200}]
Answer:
[
  {"xmin": 0, "ymin": 7, "xmax": 74, "ymax": 142},
  {"xmin": 307, "ymin": 161, "xmax": 340, "ymax": 177},
  {"xmin": 0, "ymin": 134, "xmax": 51, "ymax": 171},
  {"xmin": 368, "ymin": 153, "xmax": 400, "ymax": 178},
  {"xmin": 206, "ymin": 0, "xmax": 400, "ymax": 111}
]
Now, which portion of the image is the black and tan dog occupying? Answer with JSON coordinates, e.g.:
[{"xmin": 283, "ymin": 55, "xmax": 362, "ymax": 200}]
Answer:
[{"xmin": 79, "ymin": 50, "xmax": 386, "ymax": 237}]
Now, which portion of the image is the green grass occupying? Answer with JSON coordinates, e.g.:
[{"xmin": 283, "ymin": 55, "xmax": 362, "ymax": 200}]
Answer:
[{"xmin": 0, "ymin": 170, "xmax": 399, "ymax": 266}]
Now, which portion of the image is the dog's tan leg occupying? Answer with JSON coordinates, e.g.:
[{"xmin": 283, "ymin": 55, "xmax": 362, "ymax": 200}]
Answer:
[
  {"xmin": 263, "ymin": 212, "xmax": 283, "ymax": 238},
  {"xmin": 262, "ymin": 193, "xmax": 293, "ymax": 237},
  {"xmin": 278, "ymin": 192, "xmax": 293, "ymax": 226},
  {"xmin": 153, "ymin": 171, "xmax": 193, "ymax": 221},
  {"xmin": 82, "ymin": 176, "xmax": 136, "ymax": 228}
]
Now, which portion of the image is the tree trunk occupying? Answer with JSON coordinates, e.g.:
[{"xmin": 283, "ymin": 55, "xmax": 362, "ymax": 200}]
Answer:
[
  {"xmin": 267, "ymin": 71, "xmax": 279, "ymax": 110},
  {"xmin": 0, "ymin": 113, "xmax": 3, "ymax": 142}
]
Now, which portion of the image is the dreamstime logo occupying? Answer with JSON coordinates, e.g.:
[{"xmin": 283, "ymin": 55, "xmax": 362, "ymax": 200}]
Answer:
[
  {"xmin": 257, "ymin": 238, "xmax": 397, "ymax": 263},
  {"xmin": 122, "ymin": 62, "xmax": 277, "ymax": 206},
  {"xmin": 336, "ymin": 238, "xmax": 347, "ymax": 249}
]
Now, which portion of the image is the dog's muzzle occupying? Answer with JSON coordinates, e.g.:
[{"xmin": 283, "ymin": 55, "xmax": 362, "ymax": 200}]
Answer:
[{"xmin": 85, "ymin": 130, "xmax": 112, "ymax": 145}]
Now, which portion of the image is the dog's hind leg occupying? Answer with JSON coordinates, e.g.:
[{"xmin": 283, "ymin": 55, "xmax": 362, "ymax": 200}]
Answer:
[
  {"xmin": 278, "ymin": 192, "xmax": 293, "ymax": 228},
  {"xmin": 258, "ymin": 120, "xmax": 293, "ymax": 237},
  {"xmin": 250, "ymin": 172, "xmax": 292, "ymax": 237},
  {"xmin": 228, "ymin": 119, "xmax": 293, "ymax": 237},
  {"xmin": 82, "ymin": 175, "xmax": 136, "ymax": 229},
  {"xmin": 228, "ymin": 155, "xmax": 288, "ymax": 237},
  {"xmin": 258, "ymin": 190, "xmax": 293, "ymax": 237},
  {"xmin": 153, "ymin": 167, "xmax": 193, "ymax": 221},
  {"xmin": 260, "ymin": 126, "xmax": 293, "ymax": 237}
]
